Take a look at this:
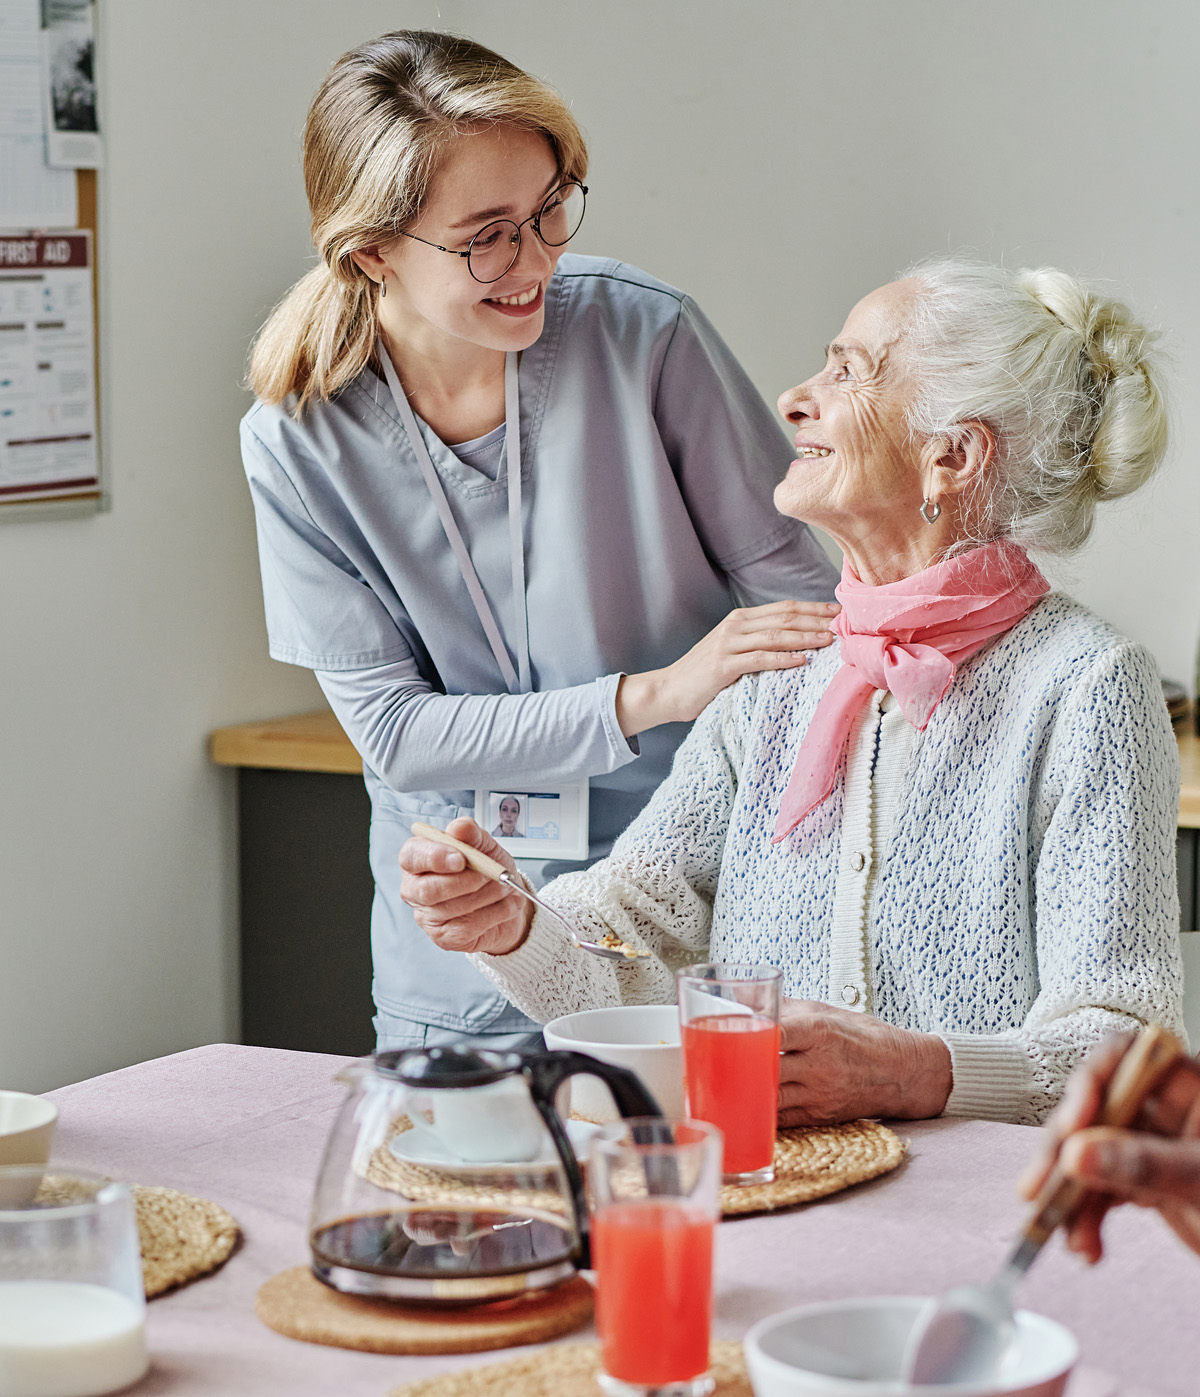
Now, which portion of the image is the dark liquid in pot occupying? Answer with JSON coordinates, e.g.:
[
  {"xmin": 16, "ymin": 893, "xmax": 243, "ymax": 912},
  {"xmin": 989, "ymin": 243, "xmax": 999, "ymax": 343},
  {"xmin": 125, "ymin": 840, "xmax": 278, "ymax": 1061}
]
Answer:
[{"xmin": 311, "ymin": 1208, "xmax": 574, "ymax": 1281}]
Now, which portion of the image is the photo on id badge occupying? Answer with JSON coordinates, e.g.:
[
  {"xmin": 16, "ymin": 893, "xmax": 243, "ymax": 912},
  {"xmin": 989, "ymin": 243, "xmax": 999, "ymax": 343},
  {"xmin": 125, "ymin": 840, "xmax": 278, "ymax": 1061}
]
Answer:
[{"xmin": 476, "ymin": 781, "xmax": 589, "ymax": 861}]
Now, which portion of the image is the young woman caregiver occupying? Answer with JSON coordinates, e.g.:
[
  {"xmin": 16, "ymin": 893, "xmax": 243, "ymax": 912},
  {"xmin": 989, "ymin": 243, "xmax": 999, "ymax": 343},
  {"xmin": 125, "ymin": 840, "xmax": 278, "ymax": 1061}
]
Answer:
[{"xmin": 240, "ymin": 29, "xmax": 839, "ymax": 1052}]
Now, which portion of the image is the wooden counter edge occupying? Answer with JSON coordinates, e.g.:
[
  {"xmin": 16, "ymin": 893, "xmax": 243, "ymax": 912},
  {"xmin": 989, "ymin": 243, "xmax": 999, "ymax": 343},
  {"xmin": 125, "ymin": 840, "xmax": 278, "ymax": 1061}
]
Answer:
[
  {"xmin": 209, "ymin": 712, "xmax": 1200, "ymax": 825},
  {"xmin": 1179, "ymin": 729, "xmax": 1200, "ymax": 830},
  {"xmin": 209, "ymin": 711, "xmax": 363, "ymax": 776}
]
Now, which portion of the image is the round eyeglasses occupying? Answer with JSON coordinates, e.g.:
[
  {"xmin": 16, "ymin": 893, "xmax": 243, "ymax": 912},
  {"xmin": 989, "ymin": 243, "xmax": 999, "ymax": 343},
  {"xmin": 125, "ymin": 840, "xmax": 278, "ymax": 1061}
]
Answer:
[{"xmin": 398, "ymin": 180, "xmax": 587, "ymax": 284}]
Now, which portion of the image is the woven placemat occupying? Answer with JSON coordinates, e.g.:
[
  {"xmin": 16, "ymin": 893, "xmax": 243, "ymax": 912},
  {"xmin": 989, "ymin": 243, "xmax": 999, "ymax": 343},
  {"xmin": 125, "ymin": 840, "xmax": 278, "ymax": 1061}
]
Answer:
[
  {"xmin": 719, "ymin": 1119, "xmax": 904, "ymax": 1216},
  {"xmin": 363, "ymin": 1115, "xmax": 902, "ymax": 1220},
  {"xmin": 133, "ymin": 1184, "xmax": 240, "ymax": 1298},
  {"xmin": 256, "ymin": 1268, "xmax": 593, "ymax": 1356},
  {"xmin": 364, "ymin": 1116, "xmax": 569, "ymax": 1220},
  {"xmin": 36, "ymin": 1175, "xmax": 239, "ymax": 1298},
  {"xmin": 388, "ymin": 1339, "xmax": 751, "ymax": 1397}
]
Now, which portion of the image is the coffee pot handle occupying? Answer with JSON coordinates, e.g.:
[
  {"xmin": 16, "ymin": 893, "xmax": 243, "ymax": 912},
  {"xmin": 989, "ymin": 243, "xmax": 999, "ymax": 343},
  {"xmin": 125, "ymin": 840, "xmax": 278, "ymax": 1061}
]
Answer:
[{"xmin": 522, "ymin": 1050, "xmax": 663, "ymax": 1270}]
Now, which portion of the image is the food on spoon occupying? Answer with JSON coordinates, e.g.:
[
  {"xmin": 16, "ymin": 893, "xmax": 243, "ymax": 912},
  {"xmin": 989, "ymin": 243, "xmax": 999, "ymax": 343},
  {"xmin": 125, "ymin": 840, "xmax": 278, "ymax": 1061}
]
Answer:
[{"xmin": 598, "ymin": 931, "xmax": 651, "ymax": 959}]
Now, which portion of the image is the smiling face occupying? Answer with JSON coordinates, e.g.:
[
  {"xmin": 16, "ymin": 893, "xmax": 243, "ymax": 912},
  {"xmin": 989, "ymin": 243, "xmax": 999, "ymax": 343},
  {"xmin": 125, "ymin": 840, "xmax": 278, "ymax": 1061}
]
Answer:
[
  {"xmin": 370, "ymin": 125, "xmax": 564, "ymax": 355},
  {"xmin": 775, "ymin": 279, "xmax": 940, "ymax": 583}
]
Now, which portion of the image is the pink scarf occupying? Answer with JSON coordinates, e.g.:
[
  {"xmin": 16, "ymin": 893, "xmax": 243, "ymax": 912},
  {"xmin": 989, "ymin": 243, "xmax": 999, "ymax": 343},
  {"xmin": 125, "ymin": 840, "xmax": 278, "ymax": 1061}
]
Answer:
[{"xmin": 773, "ymin": 539, "xmax": 1049, "ymax": 842}]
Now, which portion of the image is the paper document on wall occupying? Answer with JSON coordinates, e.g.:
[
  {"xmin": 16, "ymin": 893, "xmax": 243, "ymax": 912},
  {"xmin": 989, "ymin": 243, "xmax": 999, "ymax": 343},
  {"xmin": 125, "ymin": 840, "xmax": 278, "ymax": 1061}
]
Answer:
[
  {"xmin": 0, "ymin": 230, "xmax": 98, "ymax": 504},
  {"xmin": 0, "ymin": 0, "xmax": 77, "ymax": 223},
  {"xmin": 0, "ymin": 135, "xmax": 77, "ymax": 226},
  {"xmin": 40, "ymin": 0, "xmax": 102, "ymax": 168}
]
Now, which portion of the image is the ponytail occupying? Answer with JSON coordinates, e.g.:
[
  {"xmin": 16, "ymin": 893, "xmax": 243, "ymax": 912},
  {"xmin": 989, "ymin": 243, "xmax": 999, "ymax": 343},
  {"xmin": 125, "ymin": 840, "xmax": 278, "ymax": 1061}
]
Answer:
[{"xmin": 249, "ymin": 264, "xmax": 378, "ymax": 412}]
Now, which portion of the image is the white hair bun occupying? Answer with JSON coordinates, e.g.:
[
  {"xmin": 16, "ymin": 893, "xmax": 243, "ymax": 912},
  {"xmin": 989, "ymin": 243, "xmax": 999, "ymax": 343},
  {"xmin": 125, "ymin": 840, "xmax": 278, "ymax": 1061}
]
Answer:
[
  {"xmin": 905, "ymin": 258, "xmax": 1168, "ymax": 555},
  {"xmin": 1017, "ymin": 267, "xmax": 1167, "ymax": 503}
]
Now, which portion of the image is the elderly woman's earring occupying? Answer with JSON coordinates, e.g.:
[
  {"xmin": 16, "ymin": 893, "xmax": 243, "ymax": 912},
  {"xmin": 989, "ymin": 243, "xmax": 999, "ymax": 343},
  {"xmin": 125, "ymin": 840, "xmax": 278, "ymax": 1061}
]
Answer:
[{"xmin": 920, "ymin": 496, "xmax": 941, "ymax": 525}]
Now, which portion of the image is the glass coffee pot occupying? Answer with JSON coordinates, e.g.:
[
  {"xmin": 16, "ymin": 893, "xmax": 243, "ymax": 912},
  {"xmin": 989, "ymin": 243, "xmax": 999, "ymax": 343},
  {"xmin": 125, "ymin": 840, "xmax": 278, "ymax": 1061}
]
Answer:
[{"xmin": 309, "ymin": 1045, "xmax": 662, "ymax": 1304}]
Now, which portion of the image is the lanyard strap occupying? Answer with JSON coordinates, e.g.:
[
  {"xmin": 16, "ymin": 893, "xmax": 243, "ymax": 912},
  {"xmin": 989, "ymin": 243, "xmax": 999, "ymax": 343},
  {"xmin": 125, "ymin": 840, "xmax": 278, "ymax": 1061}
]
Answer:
[
  {"xmin": 504, "ymin": 352, "xmax": 531, "ymax": 694},
  {"xmin": 377, "ymin": 341, "xmax": 530, "ymax": 696}
]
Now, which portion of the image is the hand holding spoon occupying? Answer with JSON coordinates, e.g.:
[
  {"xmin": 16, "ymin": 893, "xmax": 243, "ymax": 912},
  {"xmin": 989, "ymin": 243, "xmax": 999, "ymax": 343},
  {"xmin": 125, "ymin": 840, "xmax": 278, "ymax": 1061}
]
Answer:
[
  {"xmin": 903, "ymin": 1023, "xmax": 1186, "ymax": 1386},
  {"xmin": 409, "ymin": 821, "xmax": 651, "ymax": 964}
]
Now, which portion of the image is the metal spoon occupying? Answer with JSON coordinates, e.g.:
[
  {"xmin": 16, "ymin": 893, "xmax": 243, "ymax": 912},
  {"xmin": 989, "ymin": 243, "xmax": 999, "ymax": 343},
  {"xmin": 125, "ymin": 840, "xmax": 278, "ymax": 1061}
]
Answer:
[
  {"xmin": 409, "ymin": 821, "xmax": 650, "ymax": 963},
  {"xmin": 903, "ymin": 1023, "xmax": 1185, "ymax": 1386}
]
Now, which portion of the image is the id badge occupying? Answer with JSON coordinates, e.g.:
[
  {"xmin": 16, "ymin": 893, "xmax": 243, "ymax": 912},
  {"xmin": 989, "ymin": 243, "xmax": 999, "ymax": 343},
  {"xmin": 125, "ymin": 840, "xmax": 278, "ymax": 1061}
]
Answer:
[{"xmin": 474, "ymin": 779, "xmax": 589, "ymax": 862}]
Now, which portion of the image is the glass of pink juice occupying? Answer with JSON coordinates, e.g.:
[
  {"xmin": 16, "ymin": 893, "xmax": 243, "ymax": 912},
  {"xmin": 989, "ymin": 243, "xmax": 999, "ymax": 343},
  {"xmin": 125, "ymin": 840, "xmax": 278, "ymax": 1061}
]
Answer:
[
  {"xmin": 676, "ymin": 963, "xmax": 782, "ymax": 1185},
  {"xmin": 588, "ymin": 1118, "xmax": 723, "ymax": 1397}
]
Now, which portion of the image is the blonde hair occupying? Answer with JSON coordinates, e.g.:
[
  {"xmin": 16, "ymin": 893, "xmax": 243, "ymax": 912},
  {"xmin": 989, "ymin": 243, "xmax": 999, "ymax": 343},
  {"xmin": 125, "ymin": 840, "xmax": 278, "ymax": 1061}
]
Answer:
[
  {"xmin": 248, "ymin": 31, "xmax": 588, "ymax": 413},
  {"xmin": 903, "ymin": 259, "xmax": 1168, "ymax": 555}
]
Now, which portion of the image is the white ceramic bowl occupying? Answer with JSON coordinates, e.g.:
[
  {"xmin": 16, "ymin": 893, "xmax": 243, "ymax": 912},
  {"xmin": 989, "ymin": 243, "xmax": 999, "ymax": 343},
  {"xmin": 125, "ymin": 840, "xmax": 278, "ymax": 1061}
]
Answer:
[
  {"xmin": 744, "ymin": 1297, "xmax": 1077, "ymax": 1397},
  {"xmin": 543, "ymin": 1004, "xmax": 682, "ymax": 1122},
  {"xmin": 0, "ymin": 1090, "xmax": 57, "ymax": 1168}
]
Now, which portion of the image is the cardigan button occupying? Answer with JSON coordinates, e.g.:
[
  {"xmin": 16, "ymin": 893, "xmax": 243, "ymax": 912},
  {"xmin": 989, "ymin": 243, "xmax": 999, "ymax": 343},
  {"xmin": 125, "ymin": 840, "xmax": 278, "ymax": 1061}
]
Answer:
[
  {"xmin": 841, "ymin": 985, "xmax": 861, "ymax": 1006},
  {"xmin": 849, "ymin": 851, "xmax": 866, "ymax": 872}
]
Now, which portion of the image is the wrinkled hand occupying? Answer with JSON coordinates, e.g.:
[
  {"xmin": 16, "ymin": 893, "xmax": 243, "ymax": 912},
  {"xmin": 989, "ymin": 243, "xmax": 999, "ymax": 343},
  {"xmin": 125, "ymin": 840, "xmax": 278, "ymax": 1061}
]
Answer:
[
  {"xmin": 616, "ymin": 599, "xmax": 839, "ymax": 736},
  {"xmin": 1019, "ymin": 1033, "xmax": 1200, "ymax": 1263},
  {"xmin": 777, "ymin": 999, "xmax": 952, "ymax": 1126},
  {"xmin": 398, "ymin": 818, "xmax": 532, "ymax": 956}
]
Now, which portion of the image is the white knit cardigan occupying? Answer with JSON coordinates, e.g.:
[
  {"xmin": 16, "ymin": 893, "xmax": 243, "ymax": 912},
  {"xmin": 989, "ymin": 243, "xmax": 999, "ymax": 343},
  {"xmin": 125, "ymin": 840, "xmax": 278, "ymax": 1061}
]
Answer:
[{"xmin": 473, "ymin": 594, "xmax": 1185, "ymax": 1125}]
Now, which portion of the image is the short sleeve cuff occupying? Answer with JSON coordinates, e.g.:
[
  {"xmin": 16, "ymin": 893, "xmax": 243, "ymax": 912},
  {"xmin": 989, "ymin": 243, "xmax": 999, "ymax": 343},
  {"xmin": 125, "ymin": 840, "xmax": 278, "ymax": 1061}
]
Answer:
[{"xmin": 939, "ymin": 1033, "xmax": 1033, "ymax": 1123}]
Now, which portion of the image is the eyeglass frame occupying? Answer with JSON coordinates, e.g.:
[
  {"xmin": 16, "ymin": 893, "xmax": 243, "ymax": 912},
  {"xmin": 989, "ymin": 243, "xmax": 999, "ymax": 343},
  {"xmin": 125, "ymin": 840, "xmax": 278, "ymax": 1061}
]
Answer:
[{"xmin": 394, "ymin": 180, "xmax": 588, "ymax": 284}]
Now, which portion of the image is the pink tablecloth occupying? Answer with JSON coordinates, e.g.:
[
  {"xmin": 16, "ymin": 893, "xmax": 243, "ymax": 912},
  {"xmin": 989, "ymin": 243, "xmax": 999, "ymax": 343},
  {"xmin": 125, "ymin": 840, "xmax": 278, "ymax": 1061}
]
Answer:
[{"xmin": 46, "ymin": 1044, "xmax": 1200, "ymax": 1397}]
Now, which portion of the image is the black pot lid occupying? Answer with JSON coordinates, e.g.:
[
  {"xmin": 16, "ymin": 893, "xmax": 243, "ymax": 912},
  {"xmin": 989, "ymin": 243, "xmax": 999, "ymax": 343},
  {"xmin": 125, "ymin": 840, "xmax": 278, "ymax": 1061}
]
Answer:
[{"xmin": 375, "ymin": 1045, "xmax": 526, "ymax": 1089}]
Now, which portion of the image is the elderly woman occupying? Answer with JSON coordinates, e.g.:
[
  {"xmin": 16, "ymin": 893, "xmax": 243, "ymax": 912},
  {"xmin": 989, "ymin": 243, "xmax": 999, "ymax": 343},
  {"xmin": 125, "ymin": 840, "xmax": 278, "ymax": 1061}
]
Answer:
[{"xmin": 398, "ymin": 259, "xmax": 1184, "ymax": 1127}]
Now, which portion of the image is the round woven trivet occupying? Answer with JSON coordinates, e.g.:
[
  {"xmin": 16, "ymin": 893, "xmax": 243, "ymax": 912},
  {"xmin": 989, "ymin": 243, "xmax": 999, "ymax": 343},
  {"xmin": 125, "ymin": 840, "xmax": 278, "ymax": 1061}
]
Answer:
[
  {"xmin": 363, "ymin": 1115, "xmax": 902, "ymax": 1219},
  {"xmin": 364, "ymin": 1116, "xmax": 568, "ymax": 1220},
  {"xmin": 719, "ymin": 1119, "xmax": 904, "ymax": 1216},
  {"xmin": 256, "ymin": 1267, "xmax": 593, "ymax": 1356},
  {"xmin": 388, "ymin": 1339, "xmax": 752, "ymax": 1397},
  {"xmin": 35, "ymin": 1175, "xmax": 239, "ymax": 1298},
  {"xmin": 133, "ymin": 1184, "xmax": 240, "ymax": 1298}
]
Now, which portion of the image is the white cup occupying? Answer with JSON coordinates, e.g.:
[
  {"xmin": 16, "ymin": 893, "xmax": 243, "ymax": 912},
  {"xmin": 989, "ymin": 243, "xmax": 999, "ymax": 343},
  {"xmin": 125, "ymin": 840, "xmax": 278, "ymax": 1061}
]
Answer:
[
  {"xmin": 405, "ymin": 1077, "xmax": 548, "ymax": 1164},
  {"xmin": 0, "ymin": 1091, "xmax": 57, "ymax": 1168},
  {"xmin": 543, "ymin": 1004, "xmax": 683, "ymax": 1123}
]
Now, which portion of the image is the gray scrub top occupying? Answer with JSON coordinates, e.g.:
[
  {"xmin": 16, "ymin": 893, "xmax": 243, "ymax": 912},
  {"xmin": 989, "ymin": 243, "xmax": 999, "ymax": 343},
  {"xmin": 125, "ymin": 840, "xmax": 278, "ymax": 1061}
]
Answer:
[{"xmin": 240, "ymin": 255, "xmax": 838, "ymax": 1040}]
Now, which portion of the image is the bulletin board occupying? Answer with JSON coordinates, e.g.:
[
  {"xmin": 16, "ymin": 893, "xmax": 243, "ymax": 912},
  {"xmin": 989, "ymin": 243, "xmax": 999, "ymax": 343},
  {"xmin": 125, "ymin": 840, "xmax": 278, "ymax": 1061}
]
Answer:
[{"xmin": 0, "ymin": 0, "xmax": 103, "ymax": 523}]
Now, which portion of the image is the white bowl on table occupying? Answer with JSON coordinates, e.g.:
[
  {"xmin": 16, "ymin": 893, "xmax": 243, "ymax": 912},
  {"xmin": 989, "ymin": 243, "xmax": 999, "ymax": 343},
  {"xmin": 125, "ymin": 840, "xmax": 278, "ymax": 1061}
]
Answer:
[
  {"xmin": 744, "ymin": 1297, "xmax": 1077, "ymax": 1397},
  {"xmin": 543, "ymin": 1004, "xmax": 682, "ymax": 1122}
]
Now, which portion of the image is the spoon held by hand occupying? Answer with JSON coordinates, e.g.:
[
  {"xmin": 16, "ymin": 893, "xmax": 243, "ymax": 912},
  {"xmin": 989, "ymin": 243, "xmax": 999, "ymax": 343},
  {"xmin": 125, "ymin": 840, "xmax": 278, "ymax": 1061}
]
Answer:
[
  {"xmin": 903, "ymin": 1023, "xmax": 1186, "ymax": 1386},
  {"xmin": 410, "ymin": 821, "xmax": 650, "ymax": 963}
]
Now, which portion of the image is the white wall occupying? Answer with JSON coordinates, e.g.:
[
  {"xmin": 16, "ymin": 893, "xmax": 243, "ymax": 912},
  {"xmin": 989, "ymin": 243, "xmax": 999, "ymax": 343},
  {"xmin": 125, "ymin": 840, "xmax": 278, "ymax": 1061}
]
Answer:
[
  {"xmin": 483, "ymin": 0, "xmax": 1200, "ymax": 674},
  {"xmin": 2, "ymin": 1, "xmax": 1196, "ymax": 1091}
]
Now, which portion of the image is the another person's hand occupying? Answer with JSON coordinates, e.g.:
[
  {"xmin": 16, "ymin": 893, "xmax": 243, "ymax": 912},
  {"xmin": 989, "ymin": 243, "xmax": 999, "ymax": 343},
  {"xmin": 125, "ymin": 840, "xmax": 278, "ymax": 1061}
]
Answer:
[
  {"xmin": 777, "ymin": 999, "xmax": 952, "ymax": 1126},
  {"xmin": 1019, "ymin": 1034, "xmax": 1200, "ymax": 1263},
  {"xmin": 398, "ymin": 818, "xmax": 532, "ymax": 956},
  {"xmin": 616, "ymin": 599, "xmax": 840, "ymax": 736}
]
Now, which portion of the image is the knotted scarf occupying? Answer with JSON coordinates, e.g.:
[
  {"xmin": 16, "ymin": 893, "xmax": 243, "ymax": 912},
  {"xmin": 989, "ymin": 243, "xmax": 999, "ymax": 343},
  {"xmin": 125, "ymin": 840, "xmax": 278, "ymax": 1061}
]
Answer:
[{"xmin": 773, "ymin": 539, "xmax": 1049, "ymax": 842}]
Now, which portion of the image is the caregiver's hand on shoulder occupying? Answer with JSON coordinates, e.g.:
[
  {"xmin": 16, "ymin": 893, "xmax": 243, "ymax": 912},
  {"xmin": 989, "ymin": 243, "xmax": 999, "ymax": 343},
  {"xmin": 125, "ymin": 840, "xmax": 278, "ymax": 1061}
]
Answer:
[
  {"xmin": 777, "ymin": 1000, "xmax": 952, "ymax": 1126},
  {"xmin": 398, "ymin": 818, "xmax": 532, "ymax": 956},
  {"xmin": 1018, "ymin": 1033, "xmax": 1200, "ymax": 1264},
  {"xmin": 615, "ymin": 599, "xmax": 840, "ymax": 736}
]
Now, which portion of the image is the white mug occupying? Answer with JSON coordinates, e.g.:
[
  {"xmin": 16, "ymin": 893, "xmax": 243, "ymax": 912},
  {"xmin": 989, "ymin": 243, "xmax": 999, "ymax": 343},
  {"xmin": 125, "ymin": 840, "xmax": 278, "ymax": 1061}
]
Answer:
[
  {"xmin": 406, "ymin": 1077, "xmax": 548, "ymax": 1164},
  {"xmin": 543, "ymin": 1005, "xmax": 683, "ymax": 1123}
]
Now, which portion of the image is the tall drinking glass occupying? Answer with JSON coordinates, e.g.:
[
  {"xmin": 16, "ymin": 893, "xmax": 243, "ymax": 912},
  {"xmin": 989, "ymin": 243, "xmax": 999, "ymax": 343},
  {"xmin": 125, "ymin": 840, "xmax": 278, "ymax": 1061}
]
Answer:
[
  {"xmin": 588, "ymin": 1118, "xmax": 723, "ymax": 1397},
  {"xmin": 0, "ymin": 1166, "xmax": 148, "ymax": 1397},
  {"xmin": 676, "ymin": 963, "xmax": 783, "ymax": 1185}
]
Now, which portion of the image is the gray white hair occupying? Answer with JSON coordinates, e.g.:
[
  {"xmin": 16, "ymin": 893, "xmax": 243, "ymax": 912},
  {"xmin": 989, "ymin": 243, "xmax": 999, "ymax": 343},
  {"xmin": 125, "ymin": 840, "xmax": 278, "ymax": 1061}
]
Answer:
[{"xmin": 901, "ymin": 258, "xmax": 1168, "ymax": 555}]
